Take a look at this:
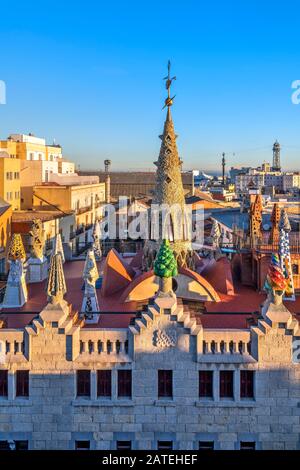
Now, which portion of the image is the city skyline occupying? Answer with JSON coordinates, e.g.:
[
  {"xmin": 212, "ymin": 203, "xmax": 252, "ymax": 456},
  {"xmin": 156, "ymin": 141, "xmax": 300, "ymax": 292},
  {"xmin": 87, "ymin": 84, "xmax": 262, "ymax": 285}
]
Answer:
[{"xmin": 1, "ymin": 1, "xmax": 300, "ymax": 171}]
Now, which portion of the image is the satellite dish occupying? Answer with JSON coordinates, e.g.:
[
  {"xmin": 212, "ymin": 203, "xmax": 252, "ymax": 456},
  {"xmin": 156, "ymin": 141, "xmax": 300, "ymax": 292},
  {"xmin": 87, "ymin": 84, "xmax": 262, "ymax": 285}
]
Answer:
[{"xmin": 263, "ymin": 223, "xmax": 270, "ymax": 231}]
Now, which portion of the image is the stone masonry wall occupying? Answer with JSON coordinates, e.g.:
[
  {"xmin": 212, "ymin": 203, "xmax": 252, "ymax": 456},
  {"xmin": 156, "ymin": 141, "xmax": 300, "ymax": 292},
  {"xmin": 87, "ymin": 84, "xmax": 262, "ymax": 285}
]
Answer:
[{"xmin": 0, "ymin": 297, "xmax": 299, "ymax": 450}]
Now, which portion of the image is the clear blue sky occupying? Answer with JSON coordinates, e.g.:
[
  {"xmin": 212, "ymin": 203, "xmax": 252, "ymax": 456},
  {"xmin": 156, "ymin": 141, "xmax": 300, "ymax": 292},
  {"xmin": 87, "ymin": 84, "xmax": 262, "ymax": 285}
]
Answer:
[{"xmin": 1, "ymin": 0, "xmax": 300, "ymax": 171}]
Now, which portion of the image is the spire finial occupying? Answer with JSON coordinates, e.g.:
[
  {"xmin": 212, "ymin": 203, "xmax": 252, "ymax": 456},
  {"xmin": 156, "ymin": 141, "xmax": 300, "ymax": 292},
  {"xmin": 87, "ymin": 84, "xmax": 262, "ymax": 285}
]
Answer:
[
  {"xmin": 279, "ymin": 208, "xmax": 291, "ymax": 232},
  {"xmin": 46, "ymin": 253, "xmax": 67, "ymax": 304},
  {"xmin": 162, "ymin": 60, "xmax": 176, "ymax": 110},
  {"xmin": 7, "ymin": 233, "xmax": 26, "ymax": 262}
]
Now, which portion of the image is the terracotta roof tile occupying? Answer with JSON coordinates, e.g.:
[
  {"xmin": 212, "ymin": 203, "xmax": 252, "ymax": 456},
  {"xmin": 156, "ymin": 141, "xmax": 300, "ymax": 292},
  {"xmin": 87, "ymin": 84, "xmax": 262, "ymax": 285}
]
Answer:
[{"xmin": 101, "ymin": 249, "xmax": 135, "ymax": 296}]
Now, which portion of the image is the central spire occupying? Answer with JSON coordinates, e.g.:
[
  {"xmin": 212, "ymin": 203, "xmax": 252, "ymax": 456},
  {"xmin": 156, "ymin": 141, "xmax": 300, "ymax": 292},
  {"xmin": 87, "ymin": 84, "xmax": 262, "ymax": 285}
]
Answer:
[
  {"xmin": 143, "ymin": 62, "xmax": 193, "ymax": 270},
  {"xmin": 154, "ymin": 61, "xmax": 184, "ymax": 207}
]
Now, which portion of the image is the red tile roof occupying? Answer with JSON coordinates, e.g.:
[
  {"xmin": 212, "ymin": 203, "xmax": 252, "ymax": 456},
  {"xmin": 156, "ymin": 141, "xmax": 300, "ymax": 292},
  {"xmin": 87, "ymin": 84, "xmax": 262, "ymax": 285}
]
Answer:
[
  {"xmin": 101, "ymin": 249, "xmax": 135, "ymax": 296},
  {"xmin": 201, "ymin": 257, "xmax": 235, "ymax": 296}
]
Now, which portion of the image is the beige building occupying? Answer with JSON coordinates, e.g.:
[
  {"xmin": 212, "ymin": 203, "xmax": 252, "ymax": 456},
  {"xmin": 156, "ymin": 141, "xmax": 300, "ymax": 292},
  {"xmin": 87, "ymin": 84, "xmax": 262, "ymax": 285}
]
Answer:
[
  {"xmin": 0, "ymin": 198, "xmax": 12, "ymax": 275},
  {"xmin": 283, "ymin": 172, "xmax": 300, "ymax": 192},
  {"xmin": 20, "ymin": 160, "xmax": 76, "ymax": 209},
  {"xmin": 0, "ymin": 154, "xmax": 21, "ymax": 210},
  {"xmin": 1, "ymin": 133, "xmax": 62, "ymax": 161},
  {"xmin": 32, "ymin": 179, "xmax": 106, "ymax": 256}
]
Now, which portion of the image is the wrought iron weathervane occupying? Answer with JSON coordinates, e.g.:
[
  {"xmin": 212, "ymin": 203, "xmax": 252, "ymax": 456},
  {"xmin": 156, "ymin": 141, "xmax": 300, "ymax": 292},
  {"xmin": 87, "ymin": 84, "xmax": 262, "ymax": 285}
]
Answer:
[{"xmin": 162, "ymin": 60, "xmax": 176, "ymax": 109}]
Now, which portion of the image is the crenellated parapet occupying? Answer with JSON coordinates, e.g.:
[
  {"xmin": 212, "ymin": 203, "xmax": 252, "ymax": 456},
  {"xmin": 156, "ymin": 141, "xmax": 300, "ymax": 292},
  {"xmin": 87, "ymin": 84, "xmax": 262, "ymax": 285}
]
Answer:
[{"xmin": 0, "ymin": 287, "xmax": 299, "ymax": 369}]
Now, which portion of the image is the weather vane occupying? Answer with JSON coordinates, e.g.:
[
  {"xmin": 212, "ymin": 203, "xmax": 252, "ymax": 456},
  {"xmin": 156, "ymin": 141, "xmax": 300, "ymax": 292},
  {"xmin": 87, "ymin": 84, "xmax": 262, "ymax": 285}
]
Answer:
[{"xmin": 162, "ymin": 60, "xmax": 176, "ymax": 109}]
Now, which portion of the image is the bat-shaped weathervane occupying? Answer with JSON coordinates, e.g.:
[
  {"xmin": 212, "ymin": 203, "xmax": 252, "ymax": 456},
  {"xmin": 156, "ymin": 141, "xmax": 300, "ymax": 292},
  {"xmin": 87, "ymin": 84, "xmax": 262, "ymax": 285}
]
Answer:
[{"xmin": 162, "ymin": 60, "xmax": 176, "ymax": 109}]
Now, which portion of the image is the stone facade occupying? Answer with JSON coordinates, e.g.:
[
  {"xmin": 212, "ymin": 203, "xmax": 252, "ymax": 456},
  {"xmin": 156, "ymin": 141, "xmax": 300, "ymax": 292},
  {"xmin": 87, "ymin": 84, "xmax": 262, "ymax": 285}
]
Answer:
[{"xmin": 0, "ymin": 295, "xmax": 300, "ymax": 450}]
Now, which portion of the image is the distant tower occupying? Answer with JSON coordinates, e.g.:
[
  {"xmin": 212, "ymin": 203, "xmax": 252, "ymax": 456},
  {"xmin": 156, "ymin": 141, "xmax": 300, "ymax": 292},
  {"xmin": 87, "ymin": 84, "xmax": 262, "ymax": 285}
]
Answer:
[
  {"xmin": 222, "ymin": 152, "xmax": 226, "ymax": 186},
  {"xmin": 272, "ymin": 140, "xmax": 281, "ymax": 171},
  {"xmin": 104, "ymin": 159, "xmax": 111, "ymax": 173}
]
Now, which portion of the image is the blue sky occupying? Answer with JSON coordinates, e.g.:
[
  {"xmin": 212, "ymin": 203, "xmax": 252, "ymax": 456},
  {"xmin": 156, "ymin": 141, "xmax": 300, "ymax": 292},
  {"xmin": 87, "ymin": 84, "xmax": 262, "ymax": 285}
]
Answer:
[{"xmin": 1, "ymin": 0, "xmax": 300, "ymax": 171}]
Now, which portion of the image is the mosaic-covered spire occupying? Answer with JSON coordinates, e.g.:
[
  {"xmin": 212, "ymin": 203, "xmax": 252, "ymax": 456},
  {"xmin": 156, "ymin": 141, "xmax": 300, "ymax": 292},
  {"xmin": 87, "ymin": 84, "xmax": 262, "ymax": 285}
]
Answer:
[
  {"xmin": 7, "ymin": 234, "xmax": 26, "ymax": 261},
  {"xmin": 279, "ymin": 208, "xmax": 291, "ymax": 232},
  {"xmin": 29, "ymin": 219, "xmax": 45, "ymax": 260},
  {"xmin": 279, "ymin": 209, "xmax": 295, "ymax": 300},
  {"xmin": 250, "ymin": 195, "xmax": 262, "ymax": 244},
  {"xmin": 92, "ymin": 220, "xmax": 102, "ymax": 259},
  {"xmin": 81, "ymin": 249, "xmax": 100, "ymax": 322},
  {"xmin": 83, "ymin": 248, "xmax": 99, "ymax": 286},
  {"xmin": 210, "ymin": 219, "xmax": 221, "ymax": 247},
  {"xmin": 144, "ymin": 62, "xmax": 192, "ymax": 269},
  {"xmin": 154, "ymin": 239, "xmax": 177, "ymax": 294},
  {"xmin": 269, "ymin": 203, "xmax": 281, "ymax": 244},
  {"xmin": 52, "ymin": 233, "xmax": 65, "ymax": 263},
  {"xmin": 46, "ymin": 253, "xmax": 67, "ymax": 304},
  {"xmin": 153, "ymin": 61, "xmax": 184, "ymax": 210}
]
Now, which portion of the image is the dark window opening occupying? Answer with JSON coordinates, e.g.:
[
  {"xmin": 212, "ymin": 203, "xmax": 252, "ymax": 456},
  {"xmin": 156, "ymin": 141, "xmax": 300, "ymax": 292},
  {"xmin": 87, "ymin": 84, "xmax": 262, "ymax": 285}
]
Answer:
[
  {"xmin": 76, "ymin": 370, "xmax": 91, "ymax": 397},
  {"xmin": 0, "ymin": 440, "xmax": 28, "ymax": 450},
  {"xmin": 16, "ymin": 370, "xmax": 29, "ymax": 397},
  {"xmin": 219, "ymin": 370, "xmax": 234, "ymax": 398},
  {"xmin": 292, "ymin": 264, "xmax": 299, "ymax": 275},
  {"xmin": 199, "ymin": 371, "xmax": 213, "ymax": 398},
  {"xmin": 75, "ymin": 441, "xmax": 90, "ymax": 450},
  {"xmin": 118, "ymin": 370, "xmax": 132, "ymax": 398},
  {"xmin": 240, "ymin": 370, "xmax": 254, "ymax": 399},
  {"xmin": 116, "ymin": 441, "xmax": 132, "ymax": 450},
  {"xmin": 97, "ymin": 370, "xmax": 112, "ymax": 398},
  {"xmin": 0, "ymin": 370, "xmax": 8, "ymax": 397},
  {"xmin": 157, "ymin": 441, "xmax": 173, "ymax": 450},
  {"xmin": 158, "ymin": 370, "xmax": 173, "ymax": 398},
  {"xmin": 240, "ymin": 441, "xmax": 256, "ymax": 450},
  {"xmin": 199, "ymin": 441, "xmax": 214, "ymax": 450},
  {"xmin": 15, "ymin": 441, "xmax": 28, "ymax": 450},
  {"xmin": 0, "ymin": 441, "xmax": 10, "ymax": 450}
]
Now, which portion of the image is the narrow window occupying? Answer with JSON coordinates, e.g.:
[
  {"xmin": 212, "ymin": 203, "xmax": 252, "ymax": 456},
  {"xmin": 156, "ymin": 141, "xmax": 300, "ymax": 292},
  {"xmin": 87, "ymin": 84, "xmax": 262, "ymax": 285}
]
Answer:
[
  {"xmin": 15, "ymin": 441, "xmax": 28, "ymax": 450},
  {"xmin": 75, "ymin": 441, "xmax": 90, "ymax": 450},
  {"xmin": 0, "ymin": 370, "xmax": 8, "ymax": 397},
  {"xmin": 16, "ymin": 370, "xmax": 29, "ymax": 397},
  {"xmin": 0, "ymin": 441, "xmax": 10, "ymax": 450},
  {"xmin": 158, "ymin": 370, "xmax": 173, "ymax": 398},
  {"xmin": 240, "ymin": 370, "xmax": 254, "ymax": 399},
  {"xmin": 76, "ymin": 370, "xmax": 90, "ymax": 397},
  {"xmin": 199, "ymin": 371, "xmax": 213, "ymax": 398},
  {"xmin": 157, "ymin": 441, "xmax": 173, "ymax": 450},
  {"xmin": 97, "ymin": 370, "xmax": 111, "ymax": 398},
  {"xmin": 116, "ymin": 441, "xmax": 131, "ymax": 450},
  {"xmin": 240, "ymin": 441, "xmax": 256, "ymax": 450},
  {"xmin": 219, "ymin": 370, "xmax": 234, "ymax": 398},
  {"xmin": 199, "ymin": 441, "xmax": 214, "ymax": 450},
  {"xmin": 292, "ymin": 264, "xmax": 299, "ymax": 275},
  {"xmin": 118, "ymin": 370, "xmax": 132, "ymax": 398}
]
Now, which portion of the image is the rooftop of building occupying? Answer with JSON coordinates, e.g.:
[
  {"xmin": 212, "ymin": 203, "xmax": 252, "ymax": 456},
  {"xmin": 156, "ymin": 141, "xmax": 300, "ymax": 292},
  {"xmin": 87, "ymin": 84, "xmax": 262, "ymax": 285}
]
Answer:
[
  {"xmin": 79, "ymin": 170, "xmax": 193, "ymax": 199},
  {"xmin": 1, "ymin": 256, "xmax": 299, "ymax": 330},
  {"xmin": 12, "ymin": 210, "xmax": 73, "ymax": 224}
]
